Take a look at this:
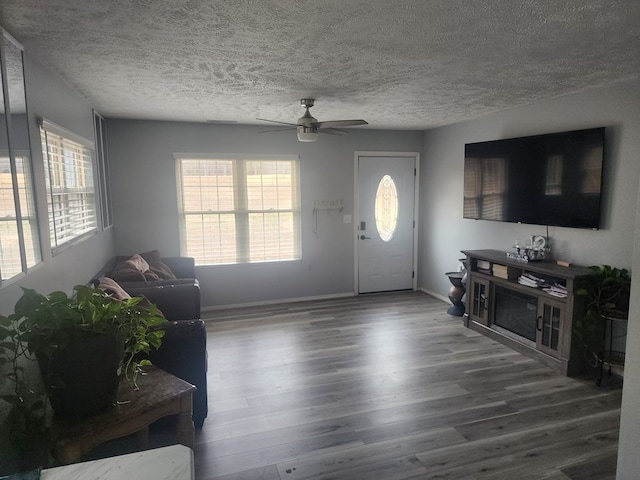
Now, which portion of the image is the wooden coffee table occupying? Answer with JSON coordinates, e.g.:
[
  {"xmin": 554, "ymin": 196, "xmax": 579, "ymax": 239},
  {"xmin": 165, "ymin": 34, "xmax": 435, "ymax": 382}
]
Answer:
[{"xmin": 50, "ymin": 366, "xmax": 196, "ymax": 464}]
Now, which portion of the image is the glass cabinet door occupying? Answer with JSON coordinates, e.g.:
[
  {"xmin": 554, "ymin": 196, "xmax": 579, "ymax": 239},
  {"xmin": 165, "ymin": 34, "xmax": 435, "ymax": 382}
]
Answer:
[
  {"xmin": 470, "ymin": 276, "xmax": 490, "ymax": 326},
  {"xmin": 537, "ymin": 299, "xmax": 564, "ymax": 357}
]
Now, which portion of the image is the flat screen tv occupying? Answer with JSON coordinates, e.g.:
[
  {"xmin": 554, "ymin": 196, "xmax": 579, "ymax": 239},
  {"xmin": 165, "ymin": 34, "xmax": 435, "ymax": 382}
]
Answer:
[{"xmin": 464, "ymin": 127, "xmax": 605, "ymax": 229}]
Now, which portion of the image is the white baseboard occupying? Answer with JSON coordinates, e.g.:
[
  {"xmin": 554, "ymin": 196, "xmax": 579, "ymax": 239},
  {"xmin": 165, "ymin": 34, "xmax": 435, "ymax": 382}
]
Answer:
[
  {"xmin": 201, "ymin": 292, "xmax": 356, "ymax": 312},
  {"xmin": 420, "ymin": 287, "xmax": 449, "ymax": 304}
]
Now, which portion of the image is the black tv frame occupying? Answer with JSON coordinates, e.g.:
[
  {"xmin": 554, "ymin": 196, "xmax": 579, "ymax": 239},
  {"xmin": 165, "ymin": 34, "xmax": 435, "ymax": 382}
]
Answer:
[{"xmin": 463, "ymin": 127, "xmax": 605, "ymax": 229}]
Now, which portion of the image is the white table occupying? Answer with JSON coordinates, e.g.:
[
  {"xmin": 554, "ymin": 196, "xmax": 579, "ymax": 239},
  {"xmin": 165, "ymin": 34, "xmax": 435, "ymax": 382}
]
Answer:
[{"xmin": 41, "ymin": 445, "xmax": 194, "ymax": 480}]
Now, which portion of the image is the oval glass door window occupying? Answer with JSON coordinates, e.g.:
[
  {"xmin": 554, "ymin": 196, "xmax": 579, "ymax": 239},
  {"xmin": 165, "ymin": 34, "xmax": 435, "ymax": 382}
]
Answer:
[{"xmin": 374, "ymin": 174, "xmax": 399, "ymax": 242}]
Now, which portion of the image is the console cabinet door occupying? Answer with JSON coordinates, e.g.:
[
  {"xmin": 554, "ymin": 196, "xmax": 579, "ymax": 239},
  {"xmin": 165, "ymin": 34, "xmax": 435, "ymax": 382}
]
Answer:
[
  {"xmin": 469, "ymin": 275, "xmax": 491, "ymax": 326},
  {"xmin": 536, "ymin": 298, "xmax": 565, "ymax": 358}
]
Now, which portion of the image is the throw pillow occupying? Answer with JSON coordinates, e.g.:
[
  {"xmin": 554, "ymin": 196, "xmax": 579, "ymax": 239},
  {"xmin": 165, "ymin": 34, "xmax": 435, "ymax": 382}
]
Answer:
[
  {"xmin": 98, "ymin": 278, "xmax": 165, "ymax": 318},
  {"xmin": 110, "ymin": 258, "xmax": 147, "ymax": 282},
  {"xmin": 110, "ymin": 254, "xmax": 158, "ymax": 282},
  {"xmin": 98, "ymin": 277, "xmax": 131, "ymax": 300},
  {"xmin": 140, "ymin": 250, "xmax": 178, "ymax": 280},
  {"xmin": 128, "ymin": 253, "xmax": 150, "ymax": 272}
]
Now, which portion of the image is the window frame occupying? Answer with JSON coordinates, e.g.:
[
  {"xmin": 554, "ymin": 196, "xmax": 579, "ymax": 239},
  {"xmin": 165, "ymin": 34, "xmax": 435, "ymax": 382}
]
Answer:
[
  {"xmin": 0, "ymin": 28, "xmax": 41, "ymax": 286},
  {"xmin": 93, "ymin": 110, "xmax": 113, "ymax": 230},
  {"xmin": 40, "ymin": 118, "xmax": 98, "ymax": 251},
  {"xmin": 0, "ymin": 151, "xmax": 41, "ymax": 283},
  {"xmin": 175, "ymin": 154, "xmax": 302, "ymax": 266}
]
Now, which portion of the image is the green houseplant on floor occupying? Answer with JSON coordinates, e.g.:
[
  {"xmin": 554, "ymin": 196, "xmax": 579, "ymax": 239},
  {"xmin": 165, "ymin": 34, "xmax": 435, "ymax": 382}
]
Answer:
[
  {"xmin": 574, "ymin": 265, "xmax": 631, "ymax": 368},
  {"xmin": 0, "ymin": 285, "xmax": 166, "ymax": 469}
]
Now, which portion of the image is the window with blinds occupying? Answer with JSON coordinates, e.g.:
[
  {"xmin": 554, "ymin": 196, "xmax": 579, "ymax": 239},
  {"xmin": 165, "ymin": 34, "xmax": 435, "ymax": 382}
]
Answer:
[
  {"xmin": 0, "ymin": 155, "xmax": 41, "ymax": 281},
  {"xmin": 176, "ymin": 155, "xmax": 301, "ymax": 265},
  {"xmin": 41, "ymin": 121, "xmax": 98, "ymax": 248},
  {"xmin": 1, "ymin": 29, "xmax": 42, "ymax": 284}
]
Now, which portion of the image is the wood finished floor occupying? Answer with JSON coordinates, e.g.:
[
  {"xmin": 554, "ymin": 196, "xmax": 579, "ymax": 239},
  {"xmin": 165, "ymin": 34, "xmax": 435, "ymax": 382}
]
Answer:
[{"xmin": 195, "ymin": 292, "xmax": 621, "ymax": 480}]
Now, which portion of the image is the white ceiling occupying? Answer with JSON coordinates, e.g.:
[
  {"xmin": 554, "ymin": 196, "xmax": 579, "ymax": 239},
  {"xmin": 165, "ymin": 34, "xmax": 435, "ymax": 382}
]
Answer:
[{"xmin": 2, "ymin": 0, "xmax": 640, "ymax": 130}]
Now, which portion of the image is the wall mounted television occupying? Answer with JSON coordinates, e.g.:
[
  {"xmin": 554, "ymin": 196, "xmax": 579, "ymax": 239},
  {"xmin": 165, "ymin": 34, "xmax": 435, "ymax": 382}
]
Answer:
[{"xmin": 463, "ymin": 127, "xmax": 605, "ymax": 229}]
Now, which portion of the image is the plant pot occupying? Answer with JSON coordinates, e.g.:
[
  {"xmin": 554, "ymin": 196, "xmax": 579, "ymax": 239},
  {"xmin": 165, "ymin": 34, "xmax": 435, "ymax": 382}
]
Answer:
[
  {"xmin": 37, "ymin": 333, "xmax": 124, "ymax": 417},
  {"xmin": 7, "ymin": 404, "xmax": 52, "ymax": 471}
]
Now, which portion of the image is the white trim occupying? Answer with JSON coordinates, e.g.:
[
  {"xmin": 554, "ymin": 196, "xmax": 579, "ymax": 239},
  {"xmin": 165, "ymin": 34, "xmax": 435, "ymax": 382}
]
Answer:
[
  {"xmin": 201, "ymin": 292, "xmax": 355, "ymax": 312},
  {"xmin": 0, "ymin": 149, "xmax": 30, "ymax": 157},
  {"xmin": 93, "ymin": 109, "xmax": 113, "ymax": 230},
  {"xmin": 174, "ymin": 155, "xmax": 302, "ymax": 264},
  {"xmin": 420, "ymin": 287, "xmax": 449, "ymax": 304},
  {"xmin": 41, "ymin": 124, "xmax": 98, "ymax": 248},
  {"xmin": 175, "ymin": 160, "xmax": 187, "ymax": 257},
  {"xmin": 1, "ymin": 28, "xmax": 24, "ymax": 49},
  {"xmin": 39, "ymin": 118, "xmax": 95, "ymax": 149},
  {"xmin": 353, "ymin": 151, "xmax": 421, "ymax": 295},
  {"xmin": 353, "ymin": 155, "xmax": 359, "ymax": 294},
  {"xmin": 413, "ymin": 153, "xmax": 421, "ymax": 291},
  {"xmin": 173, "ymin": 153, "xmax": 299, "ymax": 161},
  {"xmin": 50, "ymin": 229, "xmax": 98, "ymax": 256}
]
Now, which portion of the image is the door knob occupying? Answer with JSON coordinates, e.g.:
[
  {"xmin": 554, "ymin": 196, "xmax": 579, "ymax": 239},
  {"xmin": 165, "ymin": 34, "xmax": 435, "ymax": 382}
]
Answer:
[{"xmin": 360, "ymin": 235, "xmax": 371, "ymax": 240}]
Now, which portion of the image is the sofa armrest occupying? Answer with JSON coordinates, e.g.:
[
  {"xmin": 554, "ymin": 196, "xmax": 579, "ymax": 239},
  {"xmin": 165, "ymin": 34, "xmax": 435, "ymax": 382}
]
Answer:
[
  {"xmin": 90, "ymin": 257, "xmax": 120, "ymax": 286},
  {"xmin": 124, "ymin": 283, "xmax": 200, "ymax": 321},
  {"xmin": 162, "ymin": 257, "xmax": 196, "ymax": 279},
  {"xmin": 148, "ymin": 320, "xmax": 208, "ymax": 428}
]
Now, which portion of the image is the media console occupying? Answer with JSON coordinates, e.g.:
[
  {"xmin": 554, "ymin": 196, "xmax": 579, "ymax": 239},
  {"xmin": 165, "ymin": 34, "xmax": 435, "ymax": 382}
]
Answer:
[{"xmin": 461, "ymin": 249, "xmax": 592, "ymax": 376}]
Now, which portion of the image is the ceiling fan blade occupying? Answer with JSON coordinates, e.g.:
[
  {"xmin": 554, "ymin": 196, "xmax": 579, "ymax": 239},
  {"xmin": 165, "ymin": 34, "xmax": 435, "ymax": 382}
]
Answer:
[
  {"xmin": 256, "ymin": 117, "xmax": 299, "ymax": 127},
  {"xmin": 319, "ymin": 128, "xmax": 349, "ymax": 136},
  {"xmin": 313, "ymin": 119, "xmax": 368, "ymax": 128},
  {"xmin": 258, "ymin": 126, "xmax": 297, "ymax": 134}
]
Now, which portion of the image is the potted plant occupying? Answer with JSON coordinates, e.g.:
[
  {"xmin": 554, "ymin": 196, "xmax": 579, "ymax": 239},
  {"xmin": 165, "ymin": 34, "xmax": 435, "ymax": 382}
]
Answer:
[
  {"xmin": 1, "ymin": 285, "xmax": 166, "ymax": 419},
  {"xmin": 574, "ymin": 265, "xmax": 631, "ymax": 368},
  {"xmin": 1, "ymin": 311, "xmax": 50, "ymax": 471}
]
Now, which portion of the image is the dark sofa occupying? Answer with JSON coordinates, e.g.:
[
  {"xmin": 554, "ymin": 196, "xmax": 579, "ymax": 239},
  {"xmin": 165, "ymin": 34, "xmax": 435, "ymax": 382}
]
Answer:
[
  {"xmin": 92, "ymin": 254, "xmax": 200, "ymax": 321},
  {"xmin": 92, "ymin": 253, "xmax": 208, "ymax": 428}
]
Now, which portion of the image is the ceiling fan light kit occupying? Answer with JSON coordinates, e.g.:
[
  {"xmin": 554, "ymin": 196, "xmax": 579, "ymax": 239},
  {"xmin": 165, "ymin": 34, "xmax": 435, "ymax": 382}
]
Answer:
[
  {"xmin": 258, "ymin": 98, "xmax": 368, "ymax": 142},
  {"xmin": 297, "ymin": 126, "xmax": 318, "ymax": 142}
]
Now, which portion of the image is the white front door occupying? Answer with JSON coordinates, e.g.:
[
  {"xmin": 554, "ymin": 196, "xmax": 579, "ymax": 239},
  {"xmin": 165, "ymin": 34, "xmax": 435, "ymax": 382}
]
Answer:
[{"xmin": 356, "ymin": 153, "xmax": 418, "ymax": 293}]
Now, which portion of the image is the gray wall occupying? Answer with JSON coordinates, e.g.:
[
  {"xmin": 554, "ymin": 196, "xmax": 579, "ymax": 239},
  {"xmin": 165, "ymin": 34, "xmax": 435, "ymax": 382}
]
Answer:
[
  {"xmin": 106, "ymin": 120, "xmax": 423, "ymax": 308},
  {"xmin": 618, "ymin": 187, "xmax": 640, "ymax": 478},
  {"xmin": 0, "ymin": 49, "xmax": 115, "ymax": 474},
  {"xmin": 5, "ymin": 45, "xmax": 640, "ymax": 476},
  {"xmin": 417, "ymin": 78, "xmax": 640, "ymax": 479},
  {"xmin": 0, "ymin": 53, "xmax": 115, "ymax": 316},
  {"xmin": 419, "ymin": 79, "xmax": 640, "ymax": 299}
]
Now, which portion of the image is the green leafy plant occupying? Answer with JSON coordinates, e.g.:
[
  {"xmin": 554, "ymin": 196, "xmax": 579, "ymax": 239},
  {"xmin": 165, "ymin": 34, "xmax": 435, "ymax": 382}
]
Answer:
[
  {"xmin": 574, "ymin": 265, "xmax": 631, "ymax": 366},
  {"xmin": 10, "ymin": 285, "xmax": 166, "ymax": 386},
  {"xmin": 0, "ymin": 313, "xmax": 49, "ymax": 469},
  {"xmin": 0, "ymin": 285, "xmax": 167, "ymax": 468},
  {"xmin": 576, "ymin": 265, "xmax": 631, "ymax": 318}
]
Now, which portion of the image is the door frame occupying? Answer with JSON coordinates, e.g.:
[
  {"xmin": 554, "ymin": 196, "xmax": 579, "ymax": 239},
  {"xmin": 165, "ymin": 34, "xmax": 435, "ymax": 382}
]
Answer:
[{"xmin": 353, "ymin": 151, "xmax": 421, "ymax": 295}]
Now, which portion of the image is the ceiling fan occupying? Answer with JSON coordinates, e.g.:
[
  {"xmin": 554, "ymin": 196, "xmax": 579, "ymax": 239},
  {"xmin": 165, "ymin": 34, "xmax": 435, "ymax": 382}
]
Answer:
[{"xmin": 257, "ymin": 98, "xmax": 368, "ymax": 142}]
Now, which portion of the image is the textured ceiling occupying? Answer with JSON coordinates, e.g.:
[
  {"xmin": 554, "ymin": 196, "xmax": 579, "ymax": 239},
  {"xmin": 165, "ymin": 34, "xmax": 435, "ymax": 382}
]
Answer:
[{"xmin": 1, "ymin": 0, "xmax": 640, "ymax": 130}]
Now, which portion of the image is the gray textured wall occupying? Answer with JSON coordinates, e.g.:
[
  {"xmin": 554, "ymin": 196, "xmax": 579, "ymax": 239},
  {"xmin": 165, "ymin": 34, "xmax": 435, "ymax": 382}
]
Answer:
[
  {"xmin": 0, "ymin": 47, "xmax": 116, "ymax": 475},
  {"xmin": 0, "ymin": 54, "xmax": 115, "ymax": 315},
  {"xmin": 419, "ymin": 79, "xmax": 640, "ymax": 300},
  {"xmin": 105, "ymin": 120, "xmax": 424, "ymax": 308},
  {"xmin": 619, "ymin": 184, "xmax": 640, "ymax": 478},
  {"xmin": 4, "ymin": 46, "xmax": 640, "ymax": 476},
  {"xmin": 415, "ymin": 78, "xmax": 640, "ymax": 478}
]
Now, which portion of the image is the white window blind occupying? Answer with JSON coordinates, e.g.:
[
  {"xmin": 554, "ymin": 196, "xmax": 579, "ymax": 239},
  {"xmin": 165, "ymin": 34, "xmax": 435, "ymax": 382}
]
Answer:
[
  {"xmin": 40, "ymin": 120, "xmax": 97, "ymax": 248},
  {"xmin": 176, "ymin": 155, "xmax": 301, "ymax": 265}
]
